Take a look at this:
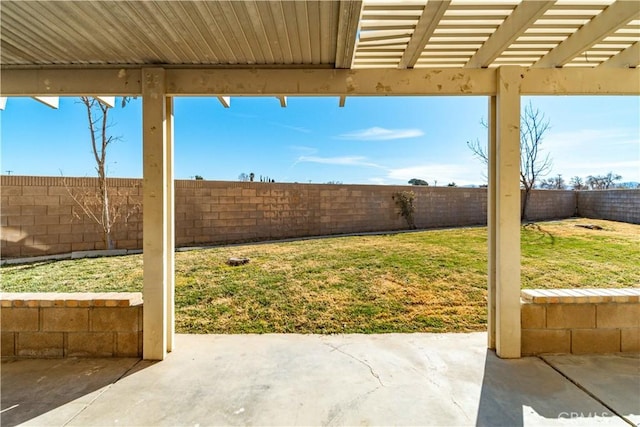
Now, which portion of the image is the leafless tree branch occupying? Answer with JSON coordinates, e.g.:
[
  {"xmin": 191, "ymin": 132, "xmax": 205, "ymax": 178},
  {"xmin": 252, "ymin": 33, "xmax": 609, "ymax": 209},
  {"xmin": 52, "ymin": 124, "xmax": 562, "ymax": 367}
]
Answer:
[{"xmin": 466, "ymin": 101, "xmax": 552, "ymax": 220}]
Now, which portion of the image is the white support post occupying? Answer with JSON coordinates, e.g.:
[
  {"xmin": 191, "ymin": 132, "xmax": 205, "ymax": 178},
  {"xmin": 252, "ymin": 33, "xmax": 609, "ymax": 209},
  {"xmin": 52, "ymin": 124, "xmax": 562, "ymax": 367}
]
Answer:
[
  {"xmin": 487, "ymin": 95, "xmax": 497, "ymax": 350},
  {"xmin": 165, "ymin": 96, "xmax": 175, "ymax": 353},
  {"xmin": 495, "ymin": 66, "xmax": 521, "ymax": 359},
  {"xmin": 142, "ymin": 68, "xmax": 169, "ymax": 361}
]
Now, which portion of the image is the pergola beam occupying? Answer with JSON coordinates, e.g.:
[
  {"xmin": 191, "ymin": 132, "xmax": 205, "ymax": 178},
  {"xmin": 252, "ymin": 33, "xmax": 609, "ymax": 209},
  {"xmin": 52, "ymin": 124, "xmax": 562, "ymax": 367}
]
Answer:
[
  {"xmin": 599, "ymin": 42, "xmax": 640, "ymax": 68},
  {"xmin": 521, "ymin": 68, "xmax": 639, "ymax": 94},
  {"xmin": 1, "ymin": 67, "xmax": 639, "ymax": 97},
  {"xmin": 465, "ymin": 1, "xmax": 555, "ymax": 69},
  {"xmin": 217, "ymin": 96, "xmax": 231, "ymax": 108},
  {"xmin": 96, "ymin": 96, "xmax": 115, "ymax": 108},
  {"xmin": 0, "ymin": 68, "xmax": 142, "ymax": 96},
  {"xmin": 335, "ymin": 0, "xmax": 363, "ymax": 69},
  {"xmin": 398, "ymin": 0, "xmax": 450, "ymax": 69},
  {"xmin": 167, "ymin": 68, "xmax": 497, "ymax": 95},
  {"xmin": 533, "ymin": 1, "xmax": 640, "ymax": 68},
  {"xmin": 33, "ymin": 96, "xmax": 59, "ymax": 109}
]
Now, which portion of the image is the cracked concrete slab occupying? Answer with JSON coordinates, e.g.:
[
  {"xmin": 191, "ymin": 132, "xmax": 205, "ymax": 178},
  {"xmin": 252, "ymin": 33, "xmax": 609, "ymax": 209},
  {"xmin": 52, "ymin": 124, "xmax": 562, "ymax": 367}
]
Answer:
[
  {"xmin": 1, "ymin": 333, "xmax": 633, "ymax": 426},
  {"xmin": 542, "ymin": 354, "xmax": 640, "ymax": 427}
]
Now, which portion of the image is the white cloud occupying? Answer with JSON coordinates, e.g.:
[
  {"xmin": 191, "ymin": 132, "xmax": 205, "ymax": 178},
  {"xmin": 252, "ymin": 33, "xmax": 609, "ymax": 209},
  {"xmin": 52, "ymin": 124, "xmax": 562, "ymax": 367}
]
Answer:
[
  {"xmin": 557, "ymin": 160, "xmax": 639, "ymax": 171},
  {"xmin": 545, "ymin": 128, "xmax": 640, "ymax": 182},
  {"xmin": 337, "ymin": 127, "xmax": 424, "ymax": 141},
  {"xmin": 289, "ymin": 145, "xmax": 317, "ymax": 155},
  {"xmin": 545, "ymin": 128, "xmax": 638, "ymax": 149},
  {"xmin": 269, "ymin": 122, "xmax": 311, "ymax": 133},
  {"xmin": 368, "ymin": 177, "xmax": 388, "ymax": 185},
  {"xmin": 296, "ymin": 155, "xmax": 383, "ymax": 168},
  {"xmin": 387, "ymin": 163, "xmax": 484, "ymax": 186},
  {"xmin": 553, "ymin": 160, "xmax": 640, "ymax": 182}
]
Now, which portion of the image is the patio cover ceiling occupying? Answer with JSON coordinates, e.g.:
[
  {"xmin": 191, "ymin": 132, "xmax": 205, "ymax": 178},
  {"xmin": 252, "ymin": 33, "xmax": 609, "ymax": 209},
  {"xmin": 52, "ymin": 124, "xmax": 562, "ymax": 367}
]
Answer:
[{"xmin": 1, "ymin": 0, "xmax": 638, "ymax": 71}]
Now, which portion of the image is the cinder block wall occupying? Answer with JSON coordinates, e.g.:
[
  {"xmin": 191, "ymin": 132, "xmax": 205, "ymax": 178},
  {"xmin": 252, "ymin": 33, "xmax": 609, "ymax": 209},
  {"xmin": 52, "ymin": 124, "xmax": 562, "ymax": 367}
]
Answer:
[
  {"xmin": 1, "ymin": 293, "xmax": 143, "ymax": 358},
  {"xmin": 525, "ymin": 190, "xmax": 577, "ymax": 220},
  {"xmin": 1, "ymin": 175, "xmax": 586, "ymax": 257},
  {"xmin": 577, "ymin": 189, "xmax": 640, "ymax": 224},
  {"xmin": 521, "ymin": 289, "xmax": 640, "ymax": 355},
  {"xmin": 1, "ymin": 176, "xmax": 142, "ymax": 257},
  {"xmin": 174, "ymin": 183, "xmax": 491, "ymax": 247}
]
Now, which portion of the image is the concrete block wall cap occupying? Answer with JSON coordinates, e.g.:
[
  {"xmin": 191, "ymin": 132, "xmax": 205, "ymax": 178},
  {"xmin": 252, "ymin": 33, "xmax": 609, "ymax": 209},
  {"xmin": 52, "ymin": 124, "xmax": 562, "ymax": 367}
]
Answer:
[
  {"xmin": 0, "ymin": 292, "xmax": 143, "ymax": 307},
  {"xmin": 521, "ymin": 288, "xmax": 640, "ymax": 304}
]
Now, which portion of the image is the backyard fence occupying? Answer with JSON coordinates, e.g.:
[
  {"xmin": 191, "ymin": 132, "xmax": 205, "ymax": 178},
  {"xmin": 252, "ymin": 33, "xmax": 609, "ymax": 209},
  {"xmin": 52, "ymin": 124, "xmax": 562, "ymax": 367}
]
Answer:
[{"xmin": 1, "ymin": 175, "xmax": 637, "ymax": 258}]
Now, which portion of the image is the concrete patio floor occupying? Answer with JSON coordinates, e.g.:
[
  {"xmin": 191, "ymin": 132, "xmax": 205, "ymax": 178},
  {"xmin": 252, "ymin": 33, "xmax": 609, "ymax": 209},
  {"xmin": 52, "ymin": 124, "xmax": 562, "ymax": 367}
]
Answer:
[{"xmin": 1, "ymin": 333, "xmax": 638, "ymax": 426}]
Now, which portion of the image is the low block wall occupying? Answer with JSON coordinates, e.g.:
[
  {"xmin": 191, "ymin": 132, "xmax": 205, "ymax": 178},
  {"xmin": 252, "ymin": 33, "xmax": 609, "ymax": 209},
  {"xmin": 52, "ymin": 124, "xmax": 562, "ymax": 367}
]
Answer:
[
  {"xmin": 1, "ymin": 293, "xmax": 143, "ymax": 358},
  {"xmin": 577, "ymin": 189, "xmax": 640, "ymax": 224},
  {"xmin": 521, "ymin": 289, "xmax": 640, "ymax": 356}
]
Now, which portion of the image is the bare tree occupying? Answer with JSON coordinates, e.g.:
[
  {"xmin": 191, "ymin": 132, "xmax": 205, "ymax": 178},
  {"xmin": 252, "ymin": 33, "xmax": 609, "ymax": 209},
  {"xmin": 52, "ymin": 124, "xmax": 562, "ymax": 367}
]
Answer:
[
  {"xmin": 540, "ymin": 174, "xmax": 565, "ymax": 190},
  {"xmin": 467, "ymin": 102, "xmax": 552, "ymax": 220},
  {"xmin": 587, "ymin": 172, "xmax": 622, "ymax": 190},
  {"xmin": 601, "ymin": 172, "xmax": 622, "ymax": 189},
  {"xmin": 569, "ymin": 176, "xmax": 586, "ymax": 190},
  {"xmin": 66, "ymin": 97, "xmax": 137, "ymax": 250}
]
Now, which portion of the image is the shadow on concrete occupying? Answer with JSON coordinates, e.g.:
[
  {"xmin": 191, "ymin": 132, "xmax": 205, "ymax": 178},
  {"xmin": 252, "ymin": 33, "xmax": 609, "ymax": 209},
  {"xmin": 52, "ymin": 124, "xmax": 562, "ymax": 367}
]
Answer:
[
  {"xmin": 542, "ymin": 353, "xmax": 640, "ymax": 426},
  {"xmin": 0, "ymin": 357, "xmax": 146, "ymax": 427},
  {"xmin": 476, "ymin": 350, "xmax": 625, "ymax": 426}
]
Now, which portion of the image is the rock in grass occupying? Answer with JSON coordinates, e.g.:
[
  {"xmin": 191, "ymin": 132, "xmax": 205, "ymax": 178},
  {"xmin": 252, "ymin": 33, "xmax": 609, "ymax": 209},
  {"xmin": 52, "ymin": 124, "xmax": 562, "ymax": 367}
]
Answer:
[
  {"xmin": 227, "ymin": 257, "xmax": 250, "ymax": 266},
  {"xmin": 575, "ymin": 224, "xmax": 603, "ymax": 230}
]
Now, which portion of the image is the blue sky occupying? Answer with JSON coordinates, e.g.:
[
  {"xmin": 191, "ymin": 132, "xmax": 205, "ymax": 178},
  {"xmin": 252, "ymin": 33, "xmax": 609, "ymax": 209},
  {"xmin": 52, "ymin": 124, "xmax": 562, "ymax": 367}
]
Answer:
[{"xmin": 1, "ymin": 95, "xmax": 638, "ymax": 186}]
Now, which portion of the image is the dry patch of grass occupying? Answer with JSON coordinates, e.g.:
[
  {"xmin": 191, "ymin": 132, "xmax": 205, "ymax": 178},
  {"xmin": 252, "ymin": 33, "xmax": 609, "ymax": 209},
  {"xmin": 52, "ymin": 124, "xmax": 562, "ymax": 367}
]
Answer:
[{"xmin": 2, "ymin": 219, "xmax": 638, "ymax": 334}]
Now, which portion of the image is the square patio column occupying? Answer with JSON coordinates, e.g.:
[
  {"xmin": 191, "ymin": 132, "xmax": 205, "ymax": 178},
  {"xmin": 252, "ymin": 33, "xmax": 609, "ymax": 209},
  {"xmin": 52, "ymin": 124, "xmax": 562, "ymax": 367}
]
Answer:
[
  {"xmin": 487, "ymin": 95, "xmax": 497, "ymax": 350},
  {"xmin": 494, "ymin": 66, "xmax": 521, "ymax": 358},
  {"xmin": 142, "ymin": 68, "xmax": 172, "ymax": 360},
  {"xmin": 166, "ymin": 96, "xmax": 175, "ymax": 352}
]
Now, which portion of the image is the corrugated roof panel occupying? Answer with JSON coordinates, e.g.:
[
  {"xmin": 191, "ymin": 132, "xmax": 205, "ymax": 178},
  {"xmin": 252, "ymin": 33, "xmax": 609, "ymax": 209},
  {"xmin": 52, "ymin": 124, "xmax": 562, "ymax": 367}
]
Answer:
[
  {"xmin": 1, "ymin": 0, "xmax": 637, "ymax": 70},
  {"xmin": 0, "ymin": 0, "xmax": 341, "ymax": 67}
]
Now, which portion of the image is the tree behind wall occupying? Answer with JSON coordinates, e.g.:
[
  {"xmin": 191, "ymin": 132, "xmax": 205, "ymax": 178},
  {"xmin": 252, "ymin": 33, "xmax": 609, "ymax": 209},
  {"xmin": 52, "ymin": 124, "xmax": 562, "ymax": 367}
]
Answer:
[
  {"xmin": 467, "ymin": 102, "xmax": 552, "ymax": 220},
  {"xmin": 587, "ymin": 172, "xmax": 622, "ymax": 189},
  {"xmin": 540, "ymin": 174, "xmax": 566, "ymax": 190},
  {"xmin": 66, "ymin": 97, "xmax": 137, "ymax": 250},
  {"xmin": 408, "ymin": 178, "xmax": 429, "ymax": 186},
  {"xmin": 570, "ymin": 176, "xmax": 587, "ymax": 190}
]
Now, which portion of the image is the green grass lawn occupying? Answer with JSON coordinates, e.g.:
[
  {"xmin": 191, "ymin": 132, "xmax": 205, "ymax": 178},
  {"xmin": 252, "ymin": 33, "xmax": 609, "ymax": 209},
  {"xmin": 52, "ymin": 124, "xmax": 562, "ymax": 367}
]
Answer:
[{"xmin": 2, "ymin": 219, "xmax": 638, "ymax": 334}]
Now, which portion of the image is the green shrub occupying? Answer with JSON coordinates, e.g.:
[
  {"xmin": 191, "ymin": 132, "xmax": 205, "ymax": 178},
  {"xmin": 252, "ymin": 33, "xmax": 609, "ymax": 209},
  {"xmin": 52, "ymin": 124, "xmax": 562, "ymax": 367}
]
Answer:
[{"xmin": 393, "ymin": 190, "xmax": 416, "ymax": 229}]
